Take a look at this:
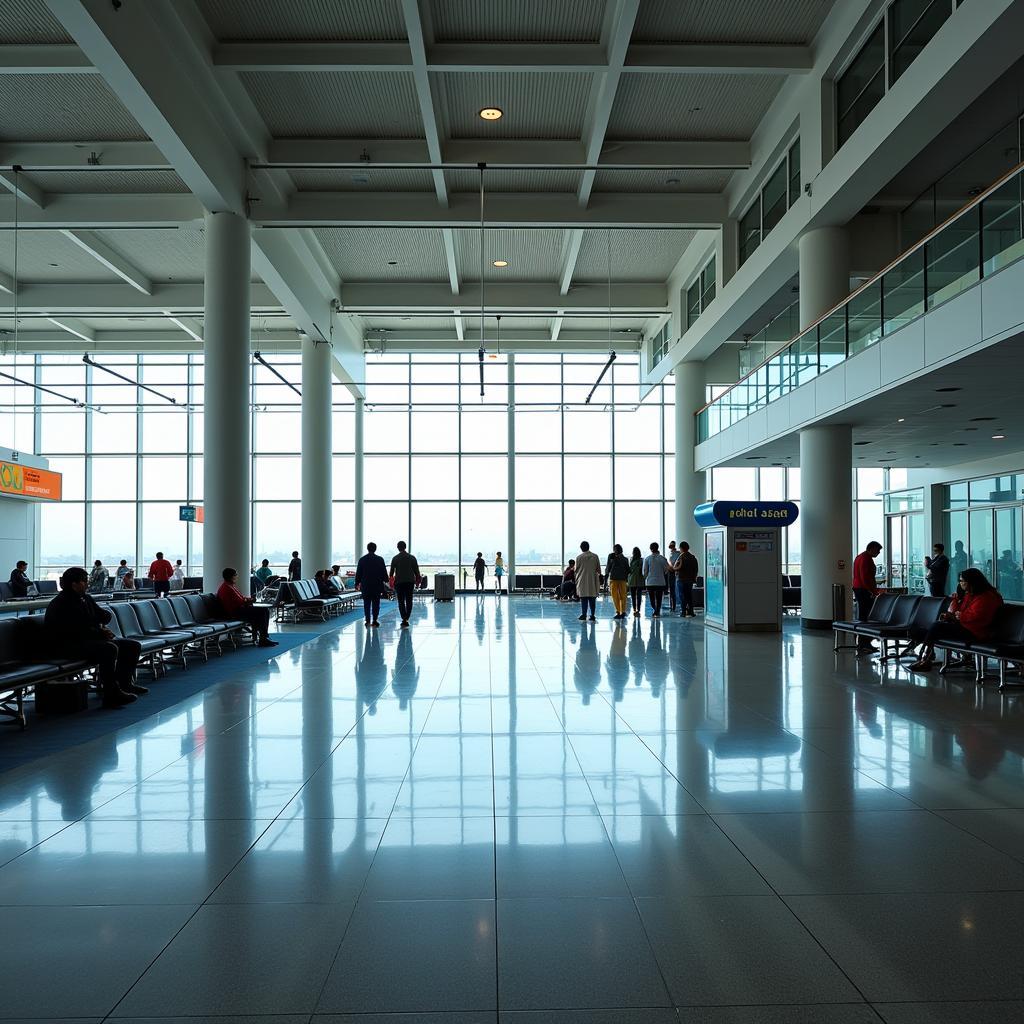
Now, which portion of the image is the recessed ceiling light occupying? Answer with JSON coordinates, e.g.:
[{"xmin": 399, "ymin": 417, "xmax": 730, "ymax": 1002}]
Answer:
[
  {"xmin": 350, "ymin": 173, "xmax": 370, "ymax": 184},
  {"xmin": 935, "ymin": 386, "xmax": 961, "ymax": 392},
  {"xmin": 897, "ymin": 417, "xmax": 905, "ymax": 422},
  {"xmin": 665, "ymin": 177, "xmax": 680, "ymax": 185},
  {"xmin": 479, "ymin": 107, "xmax": 503, "ymax": 121},
  {"xmin": 492, "ymin": 260, "xmax": 508, "ymax": 267},
  {"xmin": 49, "ymin": 262, "xmax": 59, "ymax": 267},
  {"xmin": 992, "ymin": 434, "xmax": 1006, "ymax": 439},
  {"xmin": 387, "ymin": 260, "xmax": 397, "ymax": 266}
]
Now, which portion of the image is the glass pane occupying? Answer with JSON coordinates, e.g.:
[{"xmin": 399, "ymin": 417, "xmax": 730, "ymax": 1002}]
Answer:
[
  {"xmin": 253, "ymin": 501, "xmax": 299, "ymax": 570},
  {"xmin": 515, "ymin": 502, "xmax": 562, "ymax": 573},
  {"xmin": 857, "ymin": 500, "xmax": 883, "ymax": 557},
  {"xmin": 788, "ymin": 139, "xmax": 801, "ymax": 206},
  {"xmin": 926, "ymin": 209, "xmax": 980, "ymax": 309},
  {"xmin": 516, "ymin": 455, "xmax": 562, "ymax": 500},
  {"xmin": 761, "ymin": 159, "xmax": 788, "ymax": 233},
  {"xmin": 254, "ymin": 411, "xmax": 299, "ymax": 453},
  {"xmin": 711, "ymin": 467, "xmax": 757, "ymax": 500},
  {"xmin": 563, "ymin": 502, "xmax": 611, "ymax": 565},
  {"xmin": 982, "ymin": 173, "xmax": 1024, "ymax": 275},
  {"xmin": 614, "ymin": 404, "xmax": 661, "ymax": 452},
  {"xmin": 889, "ymin": 0, "xmax": 951, "ymax": 85},
  {"xmin": 817, "ymin": 309, "xmax": 846, "ymax": 369},
  {"xmin": 563, "ymin": 409, "xmax": 610, "ymax": 452},
  {"xmin": 995, "ymin": 507, "xmax": 1023, "ymax": 601},
  {"xmin": 614, "ymin": 455, "xmax": 661, "ymax": 499},
  {"xmin": 411, "ymin": 411, "xmax": 459, "ymax": 452},
  {"xmin": 968, "ymin": 508, "xmax": 994, "ymax": 581},
  {"xmin": 141, "ymin": 409, "xmax": 188, "ymax": 453},
  {"xmin": 837, "ymin": 22, "xmax": 885, "ymax": 146},
  {"xmin": 738, "ymin": 197, "xmax": 761, "ymax": 265},
  {"xmin": 411, "ymin": 501, "xmax": 459, "ymax": 572},
  {"xmin": 460, "ymin": 409, "xmax": 507, "ymax": 452},
  {"xmin": 411, "ymin": 455, "xmax": 458, "ymax": 499},
  {"xmin": 946, "ymin": 509, "xmax": 969, "ymax": 590},
  {"xmin": 906, "ymin": 512, "xmax": 926, "ymax": 594},
  {"xmin": 254, "ymin": 456, "xmax": 301, "ymax": 501},
  {"xmin": 365, "ymin": 455, "xmax": 409, "ymax": 500},
  {"xmin": 364, "ymin": 410, "xmax": 408, "ymax": 452},
  {"xmin": 140, "ymin": 457, "xmax": 187, "ymax": 500},
  {"xmin": 364, "ymin": 503, "xmax": 409, "ymax": 555},
  {"xmin": 93, "ymin": 456, "xmax": 137, "ymax": 500},
  {"xmin": 614, "ymin": 501, "xmax": 663, "ymax": 551},
  {"xmin": 332, "ymin": 502, "xmax": 355, "ymax": 567},
  {"xmin": 515, "ymin": 409, "xmax": 561, "ymax": 452},
  {"xmin": 39, "ymin": 502, "xmax": 84, "ymax": 574},
  {"xmin": 461, "ymin": 455, "xmax": 508, "ymax": 500},
  {"xmin": 139, "ymin": 503, "xmax": 187, "ymax": 569},
  {"xmin": 564, "ymin": 455, "xmax": 612, "ymax": 501},
  {"xmin": 847, "ymin": 281, "xmax": 882, "ymax": 355},
  {"xmin": 882, "ymin": 247, "xmax": 925, "ymax": 334},
  {"xmin": 91, "ymin": 409, "xmax": 137, "ymax": 454},
  {"xmin": 45, "ymin": 456, "xmax": 84, "ymax": 501},
  {"xmin": 39, "ymin": 409, "xmax": 84, "ymax": 454},
  {"xmin": 687, "ymin": 280, "xmax": 701, "ymax": 327},
  {"xmin": 90, "ymin": 502, "xmax": 136, "ymax": 568},
  {"xmin": 460, "ymin": 501, "xmax": 507, "ymax": 564}
]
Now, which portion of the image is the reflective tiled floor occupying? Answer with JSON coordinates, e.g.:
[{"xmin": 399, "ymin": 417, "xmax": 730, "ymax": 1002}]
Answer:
[{"xmin": 1, "ymin": 595, "xmax": 1023, "ymax": 1022}]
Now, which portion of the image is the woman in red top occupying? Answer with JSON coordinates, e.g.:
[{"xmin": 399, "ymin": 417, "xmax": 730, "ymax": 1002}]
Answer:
[
  {"xmin": 910, "ymin": 568, "xmax": 1003, "ymax": 671},
  {"xmin": 217, "ymin": 567, "xmax": 278, "ymax": 648}
]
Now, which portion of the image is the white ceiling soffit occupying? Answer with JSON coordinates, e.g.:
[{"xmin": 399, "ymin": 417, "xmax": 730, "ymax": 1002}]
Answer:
[
  {"xmin": 607, "ymin": 73, "xmax": 785, "ymax": 141},
  {"xmin": 0, "ymin": 0, "xmax": 71, "ymax": 44},
  {"xmin": 0, "ymin": 227, "xmax": 124, "ymax": 282},
  {"xmin": 592, "ymin": 168, "xmax": 733, "ymax": 193},
  {"xmin": 197, "ymin": 0, "xmax": 408, "ymax": 42},
  {"xmin": 88, "ymin": 227, "xmax": 207, "ymax": 285},
  {"xmin": 291, "ymin": 167, "xmax": 437, "ymax": 193},
  {"xmin": 313, "ymin": 226, "xmax": 451, "ymax": 283},
  {"xmin": 632, "ymin": 0, "xmax": 835, "ymax": 45},
  {"xmin": 573, "ymin": 228, "xmax": 697, "ymax": 282},
  {"xmin": 446, "ymin": 168, "xmax": 581, "ymax": 193},
  {"xmin": 0, "ymin": 73, "xmax": 146, "ymax": 141},
  {"xmin": 428, "ymin": 0, "xmax": 605, "ymax": 43},
  {"xmin": 239, "ymin": 70, "xmax": 425, "ymax": 138},
  {"xmin": 454, "ymin": 227, "xmax": 566, "ymax": 282},
  {"xmin": 12, "ymin": 169, "xmax": 189, "ymax": 195}
]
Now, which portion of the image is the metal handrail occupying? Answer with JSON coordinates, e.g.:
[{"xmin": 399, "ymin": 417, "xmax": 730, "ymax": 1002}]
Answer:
[{"xmin": 695, "ymin": 157, "xmax": 1024, "ymax": 420}]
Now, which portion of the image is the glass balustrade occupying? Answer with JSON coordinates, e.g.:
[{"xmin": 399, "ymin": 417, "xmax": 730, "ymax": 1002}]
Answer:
[{"xmin": 697, "ymin": 161, "xmax": 1024, "ymax": 443}]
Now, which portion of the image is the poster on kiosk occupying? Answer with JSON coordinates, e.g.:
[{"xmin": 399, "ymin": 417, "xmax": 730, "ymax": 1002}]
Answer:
[{"xmin": 695, "ymin": 501, "xmax": 799, "ymax": 633}]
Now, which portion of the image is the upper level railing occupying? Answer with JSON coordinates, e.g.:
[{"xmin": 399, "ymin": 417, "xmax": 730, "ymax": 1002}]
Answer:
[{"xmin": 697, "ymin": 160, "xmax": 1024, "ymax": 443}]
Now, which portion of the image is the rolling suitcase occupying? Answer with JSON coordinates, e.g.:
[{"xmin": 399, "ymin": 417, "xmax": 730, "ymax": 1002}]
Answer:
[{"xmin": 434, "ymin": 572, "xmax": 455, "ymax": 602}]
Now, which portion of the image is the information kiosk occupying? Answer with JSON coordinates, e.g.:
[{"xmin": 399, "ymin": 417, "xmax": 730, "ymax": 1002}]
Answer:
[{"xmin": 694, "ymin": 500, "xmax": 799, "ymax": 633}]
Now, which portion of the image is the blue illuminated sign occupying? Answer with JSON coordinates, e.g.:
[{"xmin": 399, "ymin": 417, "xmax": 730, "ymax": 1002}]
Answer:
[{"xmin": 694, "ymin": 501, "xmax": 800, "ymax": 529}]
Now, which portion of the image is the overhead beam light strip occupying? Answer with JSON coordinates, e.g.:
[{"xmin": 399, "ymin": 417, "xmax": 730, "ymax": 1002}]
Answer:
[
  {"xmin": 254, "ymin": 351, "xmax": 301, "ymax": 396},
  {"xmin": 82, "ymin": 353, "xmax": 178, "ymax": 404}
]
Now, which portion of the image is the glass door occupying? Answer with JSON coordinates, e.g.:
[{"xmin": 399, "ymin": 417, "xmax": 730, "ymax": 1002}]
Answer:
[
  {"xmin": 887, "ymin": 514, "xmax": 906, "ymax": 590},
  {"xmin": 995, "ymin": 506, "xmax": 1023, "ymax": 600},
  {"xmin": 886, "ymin": 512, "xmax": 925, "ymax": 593}
]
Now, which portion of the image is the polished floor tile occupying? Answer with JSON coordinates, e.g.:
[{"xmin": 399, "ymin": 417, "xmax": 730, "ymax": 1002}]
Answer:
[
  {"xmin": 786, "ymin": 893, "xmax": 1024, "ymax": 1001},
  {"xmin": 636, "ymin": 895, "xmax": 863, "ymax": 1006},
  {"xmin": 317, "ymin": 899, "xmax": 497, "ymax": 1013},
  {"xmin": 3, "ymin": 597, "xmax": 1024, "ymax": 1020},
  {"xmin": 496, "ymin": 897, "xmax": 671, "ymax": 1009},
  {"xmin": 114, "ymin": 903, "xmax": 354, "ymax": 1016}
]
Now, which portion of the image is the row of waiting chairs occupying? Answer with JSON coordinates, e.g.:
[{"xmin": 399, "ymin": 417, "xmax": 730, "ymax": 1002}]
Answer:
[
  {"xmin": 271, "ymin": 578, "xmax": 359, "ymax": 623},
  {"xmin": 834, "ymin": 592, "xmax": 1024, "ymax": 689},
  {"xmin": 0, "ymin": 594, "xmax": 255, "ymax": 729}
]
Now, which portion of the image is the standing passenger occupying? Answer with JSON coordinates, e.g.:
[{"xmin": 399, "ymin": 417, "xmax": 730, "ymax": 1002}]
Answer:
[
  {"xmin": 627, "ymin": 547, "xmax": 644, "ymax": 618},
  {"xmin": 494, "ymin": 551, "xmax": 505, "ymax": 593},
  {"xmin": 390, "ymin": 541, "xmax": 421, "ymax": 628},
  {"xmin": 287, "ymin": 550, "xmax": 302, "ymax": 581},
  {"xmin": 666, "ymin": 541, "xmax": 680, "ymax": 612},
  {"xmin": 148, "ymin": 551, "xmax": 174, "ymax": 599},
  {"xmin": 643, "ymin": 542, "xmax": 670, "ymax": 618},
  {"xmin": 574, "ymin": 541, "xmax": 602, "ymax": 622},
  {"xmin": 676, "ymin": 541, "xmax": 699, "ymax": 617},
  {"xmin": 925, "ymin": 542, "xmax": 950, "ymax": 598},
  {"xmin": 355, "ymin": 542, "xmax": 388, "ymax": 628},
  {"xmin": 605, "ymin": 543, "xmax": 630, "ymax": 620},
  {"xmin": 170, "ymin": 559, "xmax": 185, "ymax": 591},
  {"xmin": 473, "ymin": 552, "xmax": 486, "ymax": 591},
  {"xmin": 852, "ymin": 541, "xmax": 883, "ymax": 653}
]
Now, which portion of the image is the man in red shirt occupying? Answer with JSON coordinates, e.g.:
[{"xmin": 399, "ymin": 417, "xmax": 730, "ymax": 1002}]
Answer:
[
  {"xmin": 217, "ymin": 567, "xmax": 277, "ymax": 647},
  {"xmin": 852, "ymin": 540, "xmax": 883, "ymax": 653},
  {"xmin": 148, "ymin": 551, "xmax": 175, "ymax": 599}
]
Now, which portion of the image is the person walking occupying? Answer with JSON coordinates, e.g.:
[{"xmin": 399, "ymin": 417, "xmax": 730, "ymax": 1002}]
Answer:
[
  {"xmin": 925, "ymin": 542, "xmax": 950, "ymax": 598},
  {"xmin": 627, "ymin": 546, "xmax": 644, "ymax": 618},
  {"xmin": 605, "ymin": 543, "xmax": 630, "ymax": 620},
  {"xmin": 676, "ymin": 541, "xmax": 699, "ymax": 617},
  {"xmin": 643, "ymin": 542, "xmax": 670, "ymax": 618},
  {"xmin": 355, "ymin": 541, "xmax": 389, "ymax": 627},
  {"xmin": 666, "ymin": 541, "xmax": 680, "ymax": 612},
  {"xmin": 148, "ymin": 551, "xmax": 174, "ymax": 599},
  {"xmin": 574, "ymin": 541, "xmax": 602, "ymax": 622},
  {"xmin": 853, "ymin": 540, "xmax": 883, "ymax": 653},
  {"xmin": 390, "ymin": 541, "xmax": 421, "ymax": 628},
  {"xmin": 494, "ymin": 552, "xmax": 505, "ymax": 593},
  {"xmin": 88, "ymin": 559, "xmax": 108, "ymax": 593}
]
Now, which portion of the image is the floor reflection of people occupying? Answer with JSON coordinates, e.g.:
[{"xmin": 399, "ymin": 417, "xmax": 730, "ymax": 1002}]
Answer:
[
  {"xmin": 668, "ymin": 626, "xmax": 695, "ymax": 698},
  {"xmin": 355, "ymin": 629, "xmax": 387, "ymax": 715},
  {"xmin": 645, "ymin": 619, "xmax": 668, "ymax": 699},
  {"xmin": 606, "ymin": 621, "xmax": 629, "ymax": 702},
  {"xmin": 956, "ymin": 723, "xmax": 1006, "ymax": 781},
  {"xmin": 574, "ymin": 622, "xmax": 600, "ymax": 704},
  {"xmin": 628, "ymin": 619, "xmax": 646, "ymax": 686},
  {"xmin": 475, "ymin": 593, "xmax": 486, "ymax": 645},
  {"xmin": 855, "ymin": 691, "xmax": 883, "ymax": 739},
  {"xmin": 391, "ymin": 628, "xmax": 420, "ymax": 710},
  {"xmin": 42, "ymin": 732, "xmax": 119, "ymax": 820}
]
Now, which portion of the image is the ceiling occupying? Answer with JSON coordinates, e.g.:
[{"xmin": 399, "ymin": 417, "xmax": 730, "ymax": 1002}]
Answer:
[{"xmin": 0, "ymin": 0, "xmax": 839, "ymax": 353}]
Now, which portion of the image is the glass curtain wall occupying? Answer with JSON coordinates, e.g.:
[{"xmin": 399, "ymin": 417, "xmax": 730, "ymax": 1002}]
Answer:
[{"xmin": 8, "ymin": 351, "xmax": 671, "ymax": 581}]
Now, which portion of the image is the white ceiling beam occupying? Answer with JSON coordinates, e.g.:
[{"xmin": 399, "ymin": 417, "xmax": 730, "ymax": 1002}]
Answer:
[
  {"xmin": 212, "ymin": 40, "xmax": 810, "ymax": 75},
  {"xmin": 341, "ymin": 281, "xmax": 665, "ymax": 313},
  {"xmin": 0, "ymin": 270, "xmax": 14, "ymax": 295},
  {"xmin": 558, "ymin": 229, "xmax": 585, "ymax": 295},
  {"xmin": 550, "ymin": 314, "xmax": 564, "ymax": 342},
  {"xmin": 578, "ymin": 0, "xmax": 641, "ymax": 208},
  {"xmin": 61, "ymin": 229, "xmax": 152, "ymax": 294},
  {"xmin": 0, "ymin": 141, "xmax": 172, "ymax": 171},
  {"xmin": 0, "ymin": 281, "xmax": 281, "ymax": 314},
  {"xmin": 442, "ymin": 227, "xmax": 460, "ymax": 294},
  {"xmin": 0, "ymin": 193, "xmax": 202, "ymax": 228},
  {"xmin": 46, "ymin": 0, "xmax": 246, "ymax": 213},
  {"xmin": 453, "ymin": 310, "xmax": 465, "ymax": 341},
  {"xmin": 265, "ymin": 137, "xmax": 749, "ymax": 170},
  {"xmin": 366, "ymin": 331, "xmax": 642, "ymax": 353},
  {"xmin": 44, "ymin": 314, "xmax": 95, "ymax": 342},
  {"xmin": 0, "ymin": 169, "xmax": 45, "ymax": 208},
  {"xmin": 623, "ymin": 43, "xmax": 812, "ymax": 74},
  {"xmin": 400, "ymin": 0, "xmax": 448, "ymax": 208},
  {"xmin": 161, "ymin": 311, "xmax": 203, "ymax": 342},
  {"xmin": 0, "ymin": 43, "xmax": 95, "ymax": 73},
  {"xmin": 262, "ymin": 190, "xmax": 726, "ymax": 228},
  {"xmin": 4, "ymin": 330, "xmax": 299, "ymax": 354}
]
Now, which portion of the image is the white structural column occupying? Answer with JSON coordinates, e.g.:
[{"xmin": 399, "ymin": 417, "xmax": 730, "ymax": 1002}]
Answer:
[
  {"xmin": 800, "ymin": 424, "xmax": 853, "ymax": 628},
  {"xmin": 354, "ymin": 397, "xmax": 364, "ymax": 561},
  {"xmin": 301, "ymin": 336, "xmax": 332, "ymax": 570},
  {"xmin": 798, "ymin": 225, "xmax": 850, "ymax": 330},
  {"xmin": 203, "ymin": 210, "xmax": 251, "ymax": 592},
  {"xmin": 507, "ymin": 354, "xmax": 516, "ymax": 590},
  {"xmin": 674, "ymin": 362, "xmax": 707, "ymax": 548},
  {"xmin": 799, "ymin": 225, "xmax": 853, "ymax": 626}
]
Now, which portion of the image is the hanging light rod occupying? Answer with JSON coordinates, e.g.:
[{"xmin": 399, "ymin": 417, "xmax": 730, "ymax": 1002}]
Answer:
[
  {"xmin": 82, "ymin": 354, "xmax": 178, "ymax": 404},
  {"xmin": 584, "ymin": 351, "xmax": 616, "ymax": 405},
  {"xmin": 253, "ymin": 351, "xmax": 301, "ymax": 396},
  {"xmin": 0, "ymin": 368, "xmax": 85, "ymax": 408}
]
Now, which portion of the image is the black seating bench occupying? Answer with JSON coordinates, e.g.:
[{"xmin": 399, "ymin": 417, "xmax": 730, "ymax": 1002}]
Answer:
[
  {"xmin": 833, "ymin": 593, "xmax": 900, "ymax": 651},
  {"xmin": 934, "ymin": 602, "xmax": 1024, "ymax": 689}
]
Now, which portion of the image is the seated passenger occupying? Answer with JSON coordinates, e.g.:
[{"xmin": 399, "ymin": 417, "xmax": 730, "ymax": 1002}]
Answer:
[
  {"xmin": 170, "ymin": 559, "xmax": 185, "ymax": 591},
  {"xmin": 910, "ymin": 568, "xmax": 1003, "ymax": 672},
  {"xmin": 88, "ymin": 560, "xmax": 109, "ymax": 593},
  {"xmin": 254, "ymin": 558, "xmax": 274, "ymax": 587},
  {"xmin": 8, "ymin": 560, "xmax": 31, "ymax": 599},
  {"xmin": 330, "ymin": 564, "xmax": 345, "ymax": 592},
  {"xmin": 554, "ymin": 560, "xmax": 576, "ymax": 600},
  {"xmin": 117, "ymin": 570, "xmax": 137, "ymax": 591},
  {"xmin": 217, "ymin": 567, "xmax": 278, "ymax": 647},
  {"xmin": 44, "ymin": 566, "xmax": 145, "ymax": 707},
  {"xmin": 115, "ymin": 559, "xmax": 130, "ymax": 582}
]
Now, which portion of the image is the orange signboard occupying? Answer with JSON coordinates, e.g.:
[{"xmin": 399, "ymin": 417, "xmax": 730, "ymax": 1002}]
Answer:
[{"xmin": 0, "ymin": 460, "xmax": 62, "ymax": 502}]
